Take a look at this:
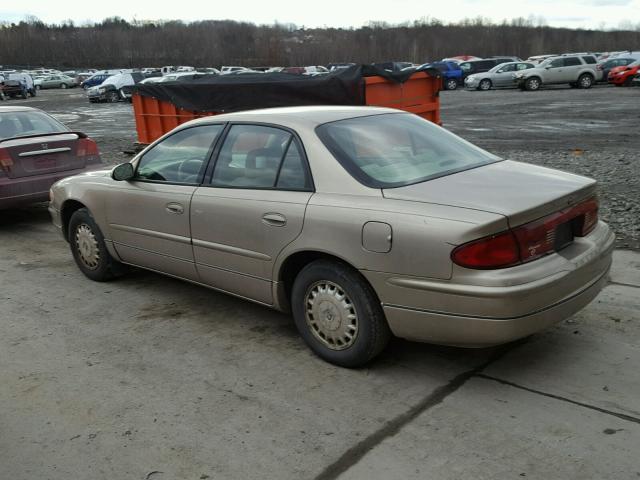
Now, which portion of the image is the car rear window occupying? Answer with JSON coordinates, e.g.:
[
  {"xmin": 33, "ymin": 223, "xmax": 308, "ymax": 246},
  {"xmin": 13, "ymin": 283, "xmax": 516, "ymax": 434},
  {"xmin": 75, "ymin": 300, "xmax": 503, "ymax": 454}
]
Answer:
[
  {"xmin": 0, "ymin": 111, "xmax": 68, "ymax": 140},
  {"xmin": 564, "ymin": 57, "xmax": 582, "ymax": 66},
  {"xmin": 316, "ymin": 113, "xmax": 500, "ymax": 188}
]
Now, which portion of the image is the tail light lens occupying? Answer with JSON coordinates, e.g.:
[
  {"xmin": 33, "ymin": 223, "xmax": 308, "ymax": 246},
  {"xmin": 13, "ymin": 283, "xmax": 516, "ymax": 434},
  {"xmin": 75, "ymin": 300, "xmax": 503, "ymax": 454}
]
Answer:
[
  {"xmin": 77, "ymin": 137, "xmax": 100, "ymax": 157},
  {"xmin": 452, "ymin": 197, "xmax": 599, "ymax": 270},
  {"xmin": 0, "ymin": 147, "xmax": 12, "ymax": 177},
  {"xmin": 596, "ymin": 64, "xmax": 603, "ymax": 70}
]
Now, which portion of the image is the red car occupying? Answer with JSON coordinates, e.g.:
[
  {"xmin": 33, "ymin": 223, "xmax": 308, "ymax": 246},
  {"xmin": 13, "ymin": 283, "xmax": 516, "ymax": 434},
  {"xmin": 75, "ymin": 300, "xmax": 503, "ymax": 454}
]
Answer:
[
  {"xmin": 0, "ymin": 106, "xmax": 102, "ymax": 209},
  {"xmin": 608, "ymin": 60, "xmax": 640, "ymax": 86}
]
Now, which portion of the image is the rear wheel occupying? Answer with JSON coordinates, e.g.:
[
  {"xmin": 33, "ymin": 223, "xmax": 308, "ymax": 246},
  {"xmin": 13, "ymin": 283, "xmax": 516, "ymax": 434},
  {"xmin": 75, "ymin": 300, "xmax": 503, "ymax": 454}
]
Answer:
[
  {"xmin": 291, "ymin": 260, "xmax": 391, "ymax": 367},
  {"xmin": 478, "ymin": 79, "xmax": 492, "ymax": 91},
  {"xmin": 524, "ymin": 77, "xmax": 541, "ymax": 91},
  {"xmin": 577, "ymin": 74, "xmax": 593, "ymax": 89},
  {"xmin": 60, "ymin": 83, "xmax": 68, "ymax": 89},
  {"xmin": 68, "ymin": 208, "xmax": 127, "ymax": 281},
  {"xmin": 445, "ymin": 78, "xmax": 458, "ymax": 90}
]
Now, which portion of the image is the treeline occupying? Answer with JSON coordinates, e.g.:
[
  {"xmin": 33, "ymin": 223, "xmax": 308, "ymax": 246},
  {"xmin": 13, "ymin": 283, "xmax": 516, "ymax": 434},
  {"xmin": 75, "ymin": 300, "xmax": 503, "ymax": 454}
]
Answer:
[{"xmin": 1, "ymin": 16, "xmax": 640, "ymax": 68}]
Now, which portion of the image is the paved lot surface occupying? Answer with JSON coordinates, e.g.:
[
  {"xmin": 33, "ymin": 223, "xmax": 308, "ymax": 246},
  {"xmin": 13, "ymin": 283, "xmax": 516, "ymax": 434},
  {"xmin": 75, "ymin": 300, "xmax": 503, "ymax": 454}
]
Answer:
[{"xmin": 2, "ymin": 85, "xmax": 639, "ymax": 479}]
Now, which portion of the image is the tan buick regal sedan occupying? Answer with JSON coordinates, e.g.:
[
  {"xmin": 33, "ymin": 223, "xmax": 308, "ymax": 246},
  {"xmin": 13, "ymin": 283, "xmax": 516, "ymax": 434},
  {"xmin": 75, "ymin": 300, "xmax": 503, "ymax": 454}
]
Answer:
[{"xmin": 48, "ymin": 106, "xmax": 614, "ymax": 367}]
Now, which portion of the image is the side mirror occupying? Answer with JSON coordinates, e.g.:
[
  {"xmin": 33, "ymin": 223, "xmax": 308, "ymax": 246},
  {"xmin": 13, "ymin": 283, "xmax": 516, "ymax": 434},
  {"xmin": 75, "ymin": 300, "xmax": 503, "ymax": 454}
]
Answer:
[{"xmin": 112, "ymin": 163, "xmax": 135, "ymax": 181}]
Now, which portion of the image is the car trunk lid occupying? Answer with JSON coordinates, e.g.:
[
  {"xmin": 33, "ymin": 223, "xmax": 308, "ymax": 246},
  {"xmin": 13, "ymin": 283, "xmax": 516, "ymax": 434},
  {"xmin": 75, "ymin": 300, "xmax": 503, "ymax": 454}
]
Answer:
[
  {"xmin": 0, "ymin": 133, "xmax": 92, "ymax": 179},
  {"xmin": 382, "ymin": 160, "xmax": 597, "ymax": 228}
]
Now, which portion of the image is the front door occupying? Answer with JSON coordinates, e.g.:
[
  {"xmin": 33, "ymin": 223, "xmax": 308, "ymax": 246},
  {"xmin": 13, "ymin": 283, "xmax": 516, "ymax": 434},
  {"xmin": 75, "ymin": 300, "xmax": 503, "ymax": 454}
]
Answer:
[
  {"xmin": 493, "ymin": 63, "xmax": 516, "ymax": 86},
  {"xmin": 190, "ymin": 124, "xmax": 314, "ymax": 304},
  {"xmin": 106, "ymin": 124, "xmax": 224, "ymax": 280}
]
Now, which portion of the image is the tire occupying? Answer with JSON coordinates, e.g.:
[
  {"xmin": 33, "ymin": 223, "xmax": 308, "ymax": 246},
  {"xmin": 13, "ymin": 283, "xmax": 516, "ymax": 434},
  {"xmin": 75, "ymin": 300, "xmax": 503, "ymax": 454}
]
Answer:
[
  {"xmin": 524, "ymin": 77, "xmax": 541, "ymax": 91},
  {"xmin": 478, "ymin": 79, "xmax": 492, "ymax": 91},
  {"xmin": 445, "ymin": 78, "xmax": 458, "ymax": 90},
  {"xmin": 577, "ymin": 74, "xmax": 593, "ymax": 89},
  {"xmin": 291, "ymin": 259, "xmax": 391, "ymax": 367},
  {"xmin": 61, "ymin": 83, "xmax": 68, "ymax": 89},
  {"xmin": 106, "ymin": 91, "xmax": 119, "ymax": 103},
  {"xmin": 35, "ymin": 84, "xmax": 41, "ymax": 90},
  {"xmin": 21, "ymin": 90, "xmax": 28, "ymax": 99},
  {"xmin": 68, "ymin": 208, "xmax": 127, "ymax": 281}
]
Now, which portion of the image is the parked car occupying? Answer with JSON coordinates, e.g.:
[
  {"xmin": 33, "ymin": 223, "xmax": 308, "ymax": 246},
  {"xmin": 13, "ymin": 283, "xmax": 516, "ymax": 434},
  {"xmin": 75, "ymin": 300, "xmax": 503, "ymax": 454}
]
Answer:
[
  {"xmin": 1, "ymin": 80, "xmax": 30, "ymax": 99},
  {"xmin": 526, "ymin": 54, "xmax": 558, "ymax": 64},
  {"xmin": 596, "ymin": 57, "xmax": 637, "ymax": 81},
  {"xmin": 0, "ymin": 106, "xmax": 102, "ymax": 209},
  {"xmin": 513, "ymin": 55, "xmax": 600, "ymax": 91},
  {"xmin": 220, "ymin": 66, "xmax": 251, "ymax": 75},
  {"xmin": 48, "ymin": 106, "xmax": 613, "ymax": 367},
  {"xmin": 422, "ymin": 61, "xmax": 463, "ymax": 90},
  {"xmin": 465, "ymin": 61, "xmax": 535, "ymax": 90},
  {"xmin": 5, "ymin": 73, "xmax": 36, "ymax": 97},
  {"xmin": 87, "ymin": 72, "xmax": 146, "ymax": 103},
  {"xmin": 486, "ymin": 56, "xmax": 522, "ymax": 62},
  {"xmin": 631, "ymin": 74, "xmax": 640, "ymax": 87},
  {"xmin": 373, "ymin": 62, "xmax": 415, "ymax": 72},
  {"xmin": 80, "ymin": 74, "xmax": 111, "ymax": 90},
  {"xmin": 35, "ymin": 74, "xmax": 76, "ymax": 90},
  {"xmin": 458, "ymin": 58, "xmax": 515, "ymax": 80},
  {"xmin": 608, "ymin": 60, "xmax": 640, "ymax": 86}
]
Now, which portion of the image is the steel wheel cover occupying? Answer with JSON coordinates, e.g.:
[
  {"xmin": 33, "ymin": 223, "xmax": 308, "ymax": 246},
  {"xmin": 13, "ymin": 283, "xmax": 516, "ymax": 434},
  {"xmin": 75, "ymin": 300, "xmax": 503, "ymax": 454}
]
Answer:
[
  {"xmin": 305, "ymin": 280, "xmax": 358, "ymax": 350},
  {"xmin": 75, "ymin": 223, "xmax": 100, "ymax": 270}
]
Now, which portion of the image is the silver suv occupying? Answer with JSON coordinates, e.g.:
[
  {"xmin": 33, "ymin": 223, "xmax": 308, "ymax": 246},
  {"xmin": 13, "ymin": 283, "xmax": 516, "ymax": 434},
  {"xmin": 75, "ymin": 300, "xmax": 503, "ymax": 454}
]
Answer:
[{"xmin": 514, "ymin": 55, "xmax": 601, "ymax": 91}]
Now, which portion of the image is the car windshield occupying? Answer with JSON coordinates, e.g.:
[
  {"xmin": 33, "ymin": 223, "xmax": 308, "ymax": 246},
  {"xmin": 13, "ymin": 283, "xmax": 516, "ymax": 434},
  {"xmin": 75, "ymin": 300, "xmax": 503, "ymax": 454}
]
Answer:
[
  {"xmin": 316, "ymin": 113, "xmax": 501, "ymax": 188},
  {"xmin": 0, "ymin": 111, "xmax": 68, "ymax": 139}
]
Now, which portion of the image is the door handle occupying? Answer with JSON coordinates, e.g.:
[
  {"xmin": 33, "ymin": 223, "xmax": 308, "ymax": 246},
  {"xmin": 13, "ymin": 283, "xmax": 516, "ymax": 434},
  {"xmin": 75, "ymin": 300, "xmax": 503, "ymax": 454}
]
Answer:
[
  {"xmin": 166, "ymin": 203, "xmax": 184, "ymax": 214},
  {"xmin": 262, "ymin": 213, "xmax": 287, "ymax": 227}
]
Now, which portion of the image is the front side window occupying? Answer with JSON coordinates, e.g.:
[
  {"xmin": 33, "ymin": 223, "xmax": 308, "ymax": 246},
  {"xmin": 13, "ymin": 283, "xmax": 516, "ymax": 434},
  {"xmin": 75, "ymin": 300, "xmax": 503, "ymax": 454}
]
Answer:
[
  {"xmin": 211, "ymin": 125, "xmax": 311, "ymax": 190},
  {"xmin": 316, "ymin": 113, "xmax": 500, "ymax": 189},
  {"xmin": 498, "ymin": 64, "xmax": 516, "ymax": 72},
  {"xmin": 517, "ymin": 63, "xmax": 532, "ymax": 70},
  {"xmin": 136, "ymin": 125, "xmax": 222, "ymax": 183},
  {"xmin": 459, "ymin": 63, "xmax": 471, "ymax": 72},
  {"xmin": 549, "ymin": 58, "xmax": 564, "ymax": 68}
]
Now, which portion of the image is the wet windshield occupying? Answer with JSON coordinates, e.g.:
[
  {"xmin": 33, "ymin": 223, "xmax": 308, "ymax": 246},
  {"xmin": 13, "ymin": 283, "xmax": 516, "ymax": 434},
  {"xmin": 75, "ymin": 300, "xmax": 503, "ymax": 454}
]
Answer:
[{"xmin": 316, "ymin": 113, "xmax": 501, "ymax": 188}]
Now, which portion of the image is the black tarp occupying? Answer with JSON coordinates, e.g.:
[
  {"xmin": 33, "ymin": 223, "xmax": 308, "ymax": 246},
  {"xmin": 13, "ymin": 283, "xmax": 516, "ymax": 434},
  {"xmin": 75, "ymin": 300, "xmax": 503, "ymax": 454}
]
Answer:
[{"xmin": 132, "ymin": 65, "xmax": 440, "ymax": 113}]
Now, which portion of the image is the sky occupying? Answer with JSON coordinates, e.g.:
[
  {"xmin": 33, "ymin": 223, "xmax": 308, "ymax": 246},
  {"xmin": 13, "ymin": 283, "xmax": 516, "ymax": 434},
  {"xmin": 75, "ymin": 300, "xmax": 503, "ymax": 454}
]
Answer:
[{"xmin": 1, "ymin": 0, "xmax": 639, "ymax": 30}]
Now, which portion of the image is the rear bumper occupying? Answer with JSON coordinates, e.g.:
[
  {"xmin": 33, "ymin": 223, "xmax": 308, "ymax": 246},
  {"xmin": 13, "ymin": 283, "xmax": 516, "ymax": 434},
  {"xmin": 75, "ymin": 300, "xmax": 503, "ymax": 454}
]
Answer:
[
  {"xmin": 383, "ymin": 262, "xmax": 609, "ymax": 347},
  {"xmin": 363, "ymin": 221, "xmax": 614, "ymax": 347}
]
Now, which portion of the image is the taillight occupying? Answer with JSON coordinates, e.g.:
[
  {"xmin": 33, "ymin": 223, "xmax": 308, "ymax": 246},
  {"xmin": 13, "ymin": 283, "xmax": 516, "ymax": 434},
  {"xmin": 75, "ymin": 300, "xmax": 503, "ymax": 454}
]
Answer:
[
  {"xmin": 77, "ymin": 137, "xmax": 100, "ymax": 157},
  {"xmin": 451, "ymin": 231, "xmax": 520, "ymax": 269},
  {"xmin": 452, "ymin": 197, "xmax": 599, "ymax": 270},
  {"xmin": 596, "ymin": 64, "xmax": 603, "ymax": 70},
  {"xmin": 0, "ymin": 147, "xmax": 12, "ymax": 177}
]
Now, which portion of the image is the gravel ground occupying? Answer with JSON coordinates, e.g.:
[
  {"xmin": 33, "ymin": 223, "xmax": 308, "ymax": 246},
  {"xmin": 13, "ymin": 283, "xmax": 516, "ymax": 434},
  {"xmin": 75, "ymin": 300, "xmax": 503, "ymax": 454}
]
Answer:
[{"xmin": 8, "ymin": 84, "xmax": 640, "ymax": 249}]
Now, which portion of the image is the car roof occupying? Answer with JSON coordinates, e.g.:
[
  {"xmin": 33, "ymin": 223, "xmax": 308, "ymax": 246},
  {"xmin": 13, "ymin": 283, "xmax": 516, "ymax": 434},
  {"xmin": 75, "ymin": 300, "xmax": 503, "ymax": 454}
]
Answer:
[
  {"xmin": 186, "ymin": 106, "xmax": 402, "ymax": 129},
  {"xmin": 0, "ymin": 106, "xmax": 38, "ymax": 113}
]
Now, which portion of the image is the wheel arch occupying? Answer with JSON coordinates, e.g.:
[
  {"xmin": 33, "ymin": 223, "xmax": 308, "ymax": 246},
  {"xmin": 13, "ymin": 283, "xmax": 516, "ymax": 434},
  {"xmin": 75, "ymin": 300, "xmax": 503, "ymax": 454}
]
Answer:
[
  {"xmin": 60, "ymin": 199, "xmax": 88, "ymax": 241},
  {"xmin": 274, "ymin": 249, "xmax": 373, "ymax": 313}
]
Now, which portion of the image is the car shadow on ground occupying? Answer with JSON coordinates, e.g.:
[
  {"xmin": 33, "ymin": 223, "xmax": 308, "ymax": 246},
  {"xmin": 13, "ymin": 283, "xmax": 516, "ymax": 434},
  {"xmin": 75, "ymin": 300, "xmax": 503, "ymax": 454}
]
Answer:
[{"xmin": 0, "ymin": 203, "xmax": 51, "ymax": 229}]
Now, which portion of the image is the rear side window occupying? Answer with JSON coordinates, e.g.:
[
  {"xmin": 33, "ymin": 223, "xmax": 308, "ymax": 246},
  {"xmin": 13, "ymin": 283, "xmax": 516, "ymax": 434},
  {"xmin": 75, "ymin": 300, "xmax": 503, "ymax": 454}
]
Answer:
[
  {"xmin": 564, "ymin": 57, "xmax": 582, "ymax": 66},
  {"xmin": 316, "ymin": 113, "xmax": 500, "ymax": 189},
  {"xmin": 211, "ymin": 125, "xmax": 311, "ymax": 190},
  {"xmin": 582, "ymin": 56, "xmax": 597, "ymax": 64},
  {"xmin": 0, "ymin": 111, "xmax": 68, "ymax": 140}
]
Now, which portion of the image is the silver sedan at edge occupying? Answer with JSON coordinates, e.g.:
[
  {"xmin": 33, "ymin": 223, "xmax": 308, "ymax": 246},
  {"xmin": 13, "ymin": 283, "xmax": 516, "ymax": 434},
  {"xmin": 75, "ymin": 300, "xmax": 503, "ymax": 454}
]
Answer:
[
  {"xmin": 465, "ymin": 61, "xmax": 535, "ymax": 90},
  {"xmin": 48, "ymin": 106, "xmax": 614, "ymax": 367}
]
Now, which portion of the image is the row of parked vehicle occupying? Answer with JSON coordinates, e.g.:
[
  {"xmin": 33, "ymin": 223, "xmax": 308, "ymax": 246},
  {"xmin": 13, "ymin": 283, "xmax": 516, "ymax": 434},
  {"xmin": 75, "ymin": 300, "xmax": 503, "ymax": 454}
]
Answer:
[{"xmin": 422, "ymin": 51, "xmax": 640, "ymax": 91}]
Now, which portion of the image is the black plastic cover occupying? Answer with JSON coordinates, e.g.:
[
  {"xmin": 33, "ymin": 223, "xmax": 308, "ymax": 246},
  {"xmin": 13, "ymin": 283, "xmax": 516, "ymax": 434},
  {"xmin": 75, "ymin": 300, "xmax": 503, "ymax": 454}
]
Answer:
[{"xmin": 132, "ymin": 65, "xmax": 440, "ymax": 113}]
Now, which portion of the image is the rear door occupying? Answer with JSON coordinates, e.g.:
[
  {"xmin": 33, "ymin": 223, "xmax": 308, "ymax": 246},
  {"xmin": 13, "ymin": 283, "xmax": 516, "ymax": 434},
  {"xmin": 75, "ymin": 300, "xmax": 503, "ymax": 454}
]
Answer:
[
  {"xmin": 190, "ymin": 124, "xmax": 314, "ymax": 304},
  {"xmin": 106, "ymin": 124, "xmax": 224, "ymax": 280},
  {"xmin": 563, "ymin": 57, "xmax": 583, "ymax": 81}
]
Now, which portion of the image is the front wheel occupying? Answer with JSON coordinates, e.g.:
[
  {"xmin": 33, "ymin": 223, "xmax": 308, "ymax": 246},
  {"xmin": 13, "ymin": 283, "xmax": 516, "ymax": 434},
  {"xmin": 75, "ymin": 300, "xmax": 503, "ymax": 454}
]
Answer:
[
  {"xmin": 291, "ymin": 260, "xmax": 391, "ymax": 367},
  {"xmin": 61, "ymin": 83, "xmax": 68, "ymax": 89},
  {"xmin": 478, "ymin": 79, "xmax": 492, "ymax": 91},
  {"xmin": 68, "ymin": 208, "xmax": 127, "ymax": 281},
  {"xmin": 106, "ymin": 91, "xmax": 119, "ymax": 103}
]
